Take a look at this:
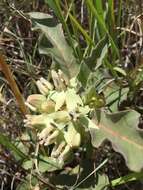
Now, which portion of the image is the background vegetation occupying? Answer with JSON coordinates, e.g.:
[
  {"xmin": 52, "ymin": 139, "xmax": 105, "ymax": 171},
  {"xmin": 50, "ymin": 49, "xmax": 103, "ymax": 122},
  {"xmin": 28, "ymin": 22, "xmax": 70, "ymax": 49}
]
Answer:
[{"xmin": 0, "ymin": 0, "xmax": 143, "ymax": 189}]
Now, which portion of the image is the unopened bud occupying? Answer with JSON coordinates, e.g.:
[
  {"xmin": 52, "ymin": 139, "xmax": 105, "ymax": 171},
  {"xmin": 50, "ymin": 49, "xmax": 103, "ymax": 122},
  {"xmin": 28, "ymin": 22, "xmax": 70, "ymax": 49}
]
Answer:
[
  {"xmin": 64, "ymin": 123, "xmax": 81, "ymax": 148},
  {"xmin": 41, "ymin": 100, "xmax": 55, "ymax": 113},
  {"xmin": 39, "ymin": 77, "xmax": 53, "ymax": 90},
  {"xmin": 38, "ymin": 123, "xmax": 55, "ymax": 142},
  {"xmin": 25, "ymin": 114, "xmax": 51, "ymax": 130},
  {"xmin": 58, "ymin": 145, "xmax": 71, "ymax": 163},
  {"xmin": 26, "ymin": 94, "xmax": 46, "ymax": 112},
  {"xmin": 51, "ymin": 141, "xmax": 66, "ymax": 158},
  {"xmin": 51, "ymin": 70, "xmax": 66, "ymax": 90},
  {"xmin": 36, "ymin": 80, "xmax": 49, "ymax": 95},
  {"xmin": 44, "ymin": 130, "xmax": 59, "ymax": 145}
]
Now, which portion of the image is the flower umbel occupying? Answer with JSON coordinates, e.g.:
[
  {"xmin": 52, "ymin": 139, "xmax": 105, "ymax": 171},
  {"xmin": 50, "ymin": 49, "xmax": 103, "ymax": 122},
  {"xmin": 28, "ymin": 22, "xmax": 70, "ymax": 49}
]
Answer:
[{"xmin": 25, "ymin": 70, "xmax": 97, "ymax": 164}]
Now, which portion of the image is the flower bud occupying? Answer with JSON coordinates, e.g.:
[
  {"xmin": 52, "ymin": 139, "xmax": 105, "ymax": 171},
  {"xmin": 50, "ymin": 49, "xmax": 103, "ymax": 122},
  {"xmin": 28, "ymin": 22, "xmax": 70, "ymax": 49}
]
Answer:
[
  {"xmin": 25, "ymin": 114, "xmax": 51, "ymax": 130},
  {"xmin": 50, "ymin": 111, "xmax": 71, "ymax": 124},
  {"xmin": 51, "ymin": 141, "xmax": 66, "ymax": 158},
  {"xmin": 36, "ymin": 80, "xmax": 49, "ymax": 95},
  {"xmin": 58, "ymin": 145, "xmax": 71, "ymax": 164},
  {"xmin": 64, "ymin": 123, "xmax": 81, "ymax": 148},
  {"xmin": 38, "ymin": 123, "xmax": 55, "ymax": 142},
  {"xmin": 44, "ymin": 130, "xmax": 59, "ymax": 146},
  {"xmin": 51, "ymin": 70, "xmax": 66, "ymax": 90},
  {"xmin": 41, "ymin": 100, "xmax": 55, "ymax": 113},
  {"xmin": 26, "ymin": 94, "xmax": 46, "ymax": 112},
  {"xmin": 58, "ymin": 69, "xmax": 69, "ymax": 86},
  {"xmin": 39, "ymin": 77, "xmax": 53, "ymax": 90}
]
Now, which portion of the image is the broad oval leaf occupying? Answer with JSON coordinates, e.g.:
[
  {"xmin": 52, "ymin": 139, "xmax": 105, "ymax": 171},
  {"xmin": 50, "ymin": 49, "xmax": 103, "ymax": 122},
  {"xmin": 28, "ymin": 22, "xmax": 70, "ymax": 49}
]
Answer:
[{"xmin": 89, "ymin": 109, "xmax": 143, "ymax": 172}]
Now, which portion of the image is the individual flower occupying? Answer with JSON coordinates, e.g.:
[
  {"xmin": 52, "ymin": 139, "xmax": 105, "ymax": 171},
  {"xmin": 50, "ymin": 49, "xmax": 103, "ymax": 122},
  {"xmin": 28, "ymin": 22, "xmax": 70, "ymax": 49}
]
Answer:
[
  {"xmin": 25, "ymin": 94, "xmax": 46, "ymax": 112},
  {"xmin": 36, "ymin": 77, "xmax": 53, "ymax": 95},
  {"xmin": 24, "ymin": 114, "xmax": 51, "ymax": 130},
  {"xmin": 38, "ymin": 123, "xmax": 60, "ymax": 146},
  {"xmin": 64, "ymin": 122, "xmax": 81, "ymax": 148},
  {"xmin": 51, "ymin": 140, "xmax": 71, "ymax": 164}
]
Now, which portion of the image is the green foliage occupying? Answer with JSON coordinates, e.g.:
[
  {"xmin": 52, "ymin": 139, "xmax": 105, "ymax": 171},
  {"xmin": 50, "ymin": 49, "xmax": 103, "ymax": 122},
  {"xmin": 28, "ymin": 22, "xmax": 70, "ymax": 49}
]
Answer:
[
  {"xmin": 2, "ymin": 0, "xmax": 143, "ymax": 189},
  {"xmin": 22, "ymin": 1, "xmax": 143, "ymax": 188}
]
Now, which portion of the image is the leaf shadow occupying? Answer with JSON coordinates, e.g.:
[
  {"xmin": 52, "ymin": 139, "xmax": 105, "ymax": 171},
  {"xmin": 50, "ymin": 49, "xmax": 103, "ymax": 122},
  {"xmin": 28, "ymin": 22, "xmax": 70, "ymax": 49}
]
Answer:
[{"xmin": 50, "ymin": 159, "xmax": 97, "ymax": 189}]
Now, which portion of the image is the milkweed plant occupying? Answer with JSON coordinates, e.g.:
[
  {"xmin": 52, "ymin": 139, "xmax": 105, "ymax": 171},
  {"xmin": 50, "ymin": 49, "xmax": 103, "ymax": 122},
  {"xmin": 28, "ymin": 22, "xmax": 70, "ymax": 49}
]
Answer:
[{"xmin": 24, "ymin": 70, "xmax": 98, "ymax": 166}]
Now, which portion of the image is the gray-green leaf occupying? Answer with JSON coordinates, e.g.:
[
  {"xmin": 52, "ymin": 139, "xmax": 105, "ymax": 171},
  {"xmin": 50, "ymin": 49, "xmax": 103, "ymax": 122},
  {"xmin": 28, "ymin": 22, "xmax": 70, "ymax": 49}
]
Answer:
[
  {"xmin": 28, "ymin": 12, "xmax": 79, "ymax": 78},
  {"xmin": 90, "ymin": 109, "xmax": 143, "ymax": 171}
]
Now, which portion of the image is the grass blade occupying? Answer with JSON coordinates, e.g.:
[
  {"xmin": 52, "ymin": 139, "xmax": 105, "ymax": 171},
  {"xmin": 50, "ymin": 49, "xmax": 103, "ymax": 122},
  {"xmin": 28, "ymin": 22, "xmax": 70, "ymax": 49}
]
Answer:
[
  {"xmin": 71, "ymin": 158, "xmax": 108, "ymax": 190},
  {"xmin": 85, "ymin": 0, "xmax": 120, "ymax": 58},
  {"xmin": 0, "ymin": 133, "xmax": 27, "ymax": 159},
  {"xmin": 108, "ymin": 0, "xmax": 115, "ymax": 37},
  {"xmin": 94, "ymin": 0, "xmax": 105, "ymax": 37},
  {"xmin": 69, "ymin": 13, "xmax": 94, "ymax": 46},
  {"xmin": 111, "ymin": 172, "xmax": 143, "ymax": 187}
]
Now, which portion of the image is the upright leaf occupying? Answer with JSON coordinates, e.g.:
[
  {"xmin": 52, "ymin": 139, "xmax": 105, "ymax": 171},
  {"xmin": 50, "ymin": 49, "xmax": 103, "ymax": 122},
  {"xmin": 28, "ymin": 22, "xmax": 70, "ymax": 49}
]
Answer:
[
  {"xmin": 29, "ymin": 12, "xmax": 79, "ymax": 78},
  {"xmin": 45, "ymin": 0, "xmax": 76, "ymax": 55}
]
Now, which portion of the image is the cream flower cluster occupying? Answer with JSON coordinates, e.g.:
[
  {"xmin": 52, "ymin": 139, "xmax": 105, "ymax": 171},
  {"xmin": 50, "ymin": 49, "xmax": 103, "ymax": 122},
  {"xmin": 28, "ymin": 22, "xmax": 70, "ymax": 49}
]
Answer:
[{"xmin": 25, "ymin": 70, "xmax": 95, "ymax": 164}]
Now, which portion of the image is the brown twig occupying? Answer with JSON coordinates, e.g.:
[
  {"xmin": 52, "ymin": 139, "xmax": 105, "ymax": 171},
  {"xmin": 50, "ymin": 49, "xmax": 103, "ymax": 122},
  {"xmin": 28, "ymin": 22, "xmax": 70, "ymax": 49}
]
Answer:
[{"xmin": 0, "ymin": 53, "xmax": 28, "ymax": 116}]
